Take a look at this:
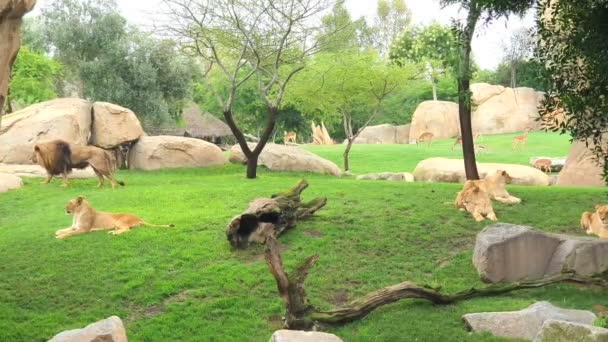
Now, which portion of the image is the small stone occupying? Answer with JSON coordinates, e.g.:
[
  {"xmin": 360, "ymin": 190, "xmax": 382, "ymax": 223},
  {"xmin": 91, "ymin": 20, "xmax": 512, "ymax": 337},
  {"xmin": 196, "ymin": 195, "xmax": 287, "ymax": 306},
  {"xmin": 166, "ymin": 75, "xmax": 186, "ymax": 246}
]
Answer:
[
  {"xmin": 270, "ymin": 330, "xmax": 343, "ymax": 342},
  {"xmin": 48, "ymin": 316, "xmax": 127, "ymax": 342}
]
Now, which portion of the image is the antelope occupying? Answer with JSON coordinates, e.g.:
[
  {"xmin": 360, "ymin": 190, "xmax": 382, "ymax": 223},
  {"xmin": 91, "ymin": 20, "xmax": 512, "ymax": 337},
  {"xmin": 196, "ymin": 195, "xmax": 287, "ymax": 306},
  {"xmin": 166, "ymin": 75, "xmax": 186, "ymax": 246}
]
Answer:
[
  {"xmin": 452, "ymin": 133, "xmax": 482, "ymax": 151},
  {"xmin": 534, "ymin": 158, "xmax": 553, "ymax": 173},
  {"xmin": 416, "ymin": 132, "xmax": 434, "ymax": 147},
  {"xmin": 284, "ymin": 131, "xmax": 297, "ymax": 144},
  {"xmin": 512, "ymin": 130, "xmax": 530, "ymax": 151},
  {"xmin": 474, "ymin": 144, "xmax": 486, "ymax": 154}
]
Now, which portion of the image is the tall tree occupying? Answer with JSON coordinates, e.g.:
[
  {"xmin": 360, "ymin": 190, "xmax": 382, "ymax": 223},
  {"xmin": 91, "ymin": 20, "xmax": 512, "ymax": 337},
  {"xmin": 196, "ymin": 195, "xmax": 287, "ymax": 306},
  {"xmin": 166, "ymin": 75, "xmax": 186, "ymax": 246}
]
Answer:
[
  {"xmin": 374, "ymin": 0, "xmax": 412, "ymax": 56},
  {"xmin": 440, "ymin": 0, "xmax": 534, "ymax": 180},
  {"xmin": 500, "ymin": 27, "xmax": 534, "ymax": 89},
  {"xmin": 316, "ymin": 0, "xmax": 358, "ymax": 52},
  {"xmin": 161, "ymin": 0, "xmax": 335, "ymax": 179},
  {"xmin": 537, "ymin": 0, "xmax": 608, "ymax": 170},
  {"xmin": 390, "ymin": 23, "xmax": 459, "ymax": 101}
]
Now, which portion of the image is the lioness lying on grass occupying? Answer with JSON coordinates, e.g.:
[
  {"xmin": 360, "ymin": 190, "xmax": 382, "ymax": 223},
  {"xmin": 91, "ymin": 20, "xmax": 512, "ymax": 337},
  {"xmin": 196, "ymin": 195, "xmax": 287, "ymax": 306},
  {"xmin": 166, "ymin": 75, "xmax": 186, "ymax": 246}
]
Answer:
[
  {"xmin": 55, "ymin": 196, "xmax": 173, "ymax": 239},
  {"xmin": 580, "ymin": 205, "xmax": 608, "ymax": 239},
  {"xmin": 455, "ymin": 181, "xmax": 497, "ymax": 222},
  {"xmin": 467, "ymin": 170, "xmax": 521, "ymax": 204}
]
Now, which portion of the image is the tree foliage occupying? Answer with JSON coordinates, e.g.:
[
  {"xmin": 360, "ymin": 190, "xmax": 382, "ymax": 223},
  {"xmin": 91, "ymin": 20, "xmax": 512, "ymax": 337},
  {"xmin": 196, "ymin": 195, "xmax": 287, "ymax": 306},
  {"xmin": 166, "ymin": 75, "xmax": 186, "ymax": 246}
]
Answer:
[{"xmin": 374, "ymin": 0, "xmax": 412, "ymax": 56}]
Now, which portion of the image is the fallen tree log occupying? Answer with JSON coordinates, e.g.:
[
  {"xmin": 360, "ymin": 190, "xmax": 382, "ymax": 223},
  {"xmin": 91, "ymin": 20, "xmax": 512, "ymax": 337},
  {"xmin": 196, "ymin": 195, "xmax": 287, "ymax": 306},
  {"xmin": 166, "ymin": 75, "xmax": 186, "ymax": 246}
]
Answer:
[
  {"xmin": 226, "ymin": 179, "xmax": 327, "ymax": 249},
  {"xmin": 265, "ymin": 236, "xmax": 608, "ymax": 330}
]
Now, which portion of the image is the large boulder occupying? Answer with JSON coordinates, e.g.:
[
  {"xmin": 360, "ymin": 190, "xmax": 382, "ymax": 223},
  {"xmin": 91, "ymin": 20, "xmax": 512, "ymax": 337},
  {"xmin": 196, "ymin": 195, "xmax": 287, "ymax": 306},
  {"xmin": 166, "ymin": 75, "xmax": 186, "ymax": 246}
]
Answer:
[
  {"xmin": 229, "ymin": 143, "xmax": 342, "ymax": 176},
  {"xmin": 463, "ymin": 301, "xmax": 597, "ymax": 341},
  {"xmin": 90, "ymin": 102, "xmax": 144, "ymax": 149},
  {"xmin": 473, "ymin": 224, "xmax": 608, "ymax": 283},
  {"xmin": 534, "ymin": 319, "xmax": 608, "ymax": 342},
  {"xmin": 471, "ymin": 83, "xmax": 543, "ymax": 134},
  {"xmin": 48, "ymin": 316, "xmax": 127, "ymax": 342},
  {"xmin": 270, "ymin": 330, "xmax": 343, "ymax": 342},
  {"xmin": 0, "ymin": 0, "xmax": 36, "ymax": 114},
  {"xmin": 0, "ymin": 98, "xmax": 93, "ymax": 164},
  {"xmin": 0, "ymin": 172, "xmax": 23, "ymax": 193},
  {"xmin": 413, "ymin": 158, "xmax": 551, "ymax": 186},
  {"xmin": 556, "ymin": 140, "xmax": 606, "ymax": 187},
  {"xmin": 128, "ymin": 136, "xmax": 227, "ymax": 170},
  {"xmin": 0, "ymin": 164, "xmax": 95, "ymax": 178},
  {"xmin": 354, "ymin": 124, "xmax": 410, "ymax": 144},
  {"xmin": 409, "ymin": 101, "xmax": 460, "ymax": 141},
  {"xmin": 357, "ymin": 172, "xmax": 414, "ymax": 182}
]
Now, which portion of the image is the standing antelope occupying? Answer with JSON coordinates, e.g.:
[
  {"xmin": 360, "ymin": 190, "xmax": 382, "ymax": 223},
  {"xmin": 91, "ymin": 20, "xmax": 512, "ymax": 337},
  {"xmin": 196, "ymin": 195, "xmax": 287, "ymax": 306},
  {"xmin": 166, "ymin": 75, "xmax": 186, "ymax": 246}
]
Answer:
[
  {"xmin": 534, "ymin": 159, "xmax": 553, "ymax": 173},
  {"xmin": 417, "ymin": 132, "xmax": 434, "ymax": 147},
  {"xmin": 452, "ymin": 132, "xmax": 482, "ymax": 151},
  {"xmin": 284, "ymin": 131, "xmax": 297, "ymax": 144},
  {"xmin": 512, "ymin": 130, "xmax": 529, "ymax": 151}
]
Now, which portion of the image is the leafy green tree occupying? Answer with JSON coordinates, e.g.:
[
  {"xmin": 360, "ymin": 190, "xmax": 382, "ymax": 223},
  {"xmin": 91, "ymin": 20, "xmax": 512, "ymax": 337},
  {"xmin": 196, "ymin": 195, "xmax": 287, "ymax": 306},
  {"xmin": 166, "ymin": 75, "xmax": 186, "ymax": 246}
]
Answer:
[
  {"xmin": 440, "ymin": 0, "xmax": 534, "ymax": 180},
  {"xmin": 537, "ymin": 0, "xmax": 608, "ymax": 176},
  {"xmin": 374, "ymin": 0, "xmax": 412, "ymax": 55},
  {"xmin": 317, "ymin": 1, "xmax": 359, "ymax": 52},
  {"xmin": 500, "ymin": 27, "xmax": 534, "ymax": 89},
  {"xmin": 6, "ymin": 46, "xmax": 62, "ymax": 112},
  {"xmin": 390, "ymin": 23, "xmax": 459, "ymax": 100},
  {"xmin": 288, "ymin": 51, "xmax": 417, "ymax": 171},
  {"xmin": 491, "ymin": 60, "xmax": 549, "ymax": 91}
]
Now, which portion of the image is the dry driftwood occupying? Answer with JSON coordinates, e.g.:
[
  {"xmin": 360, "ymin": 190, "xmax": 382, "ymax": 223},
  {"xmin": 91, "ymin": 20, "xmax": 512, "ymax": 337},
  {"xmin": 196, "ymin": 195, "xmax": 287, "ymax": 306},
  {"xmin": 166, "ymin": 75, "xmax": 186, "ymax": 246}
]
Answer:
[
  {"xmin": 265, "ymin": 236, "xmax": 608, "ymax": 330},
  {"xmin": 226, "ymin": 180, "xmax": 327, "ymax": 249}
]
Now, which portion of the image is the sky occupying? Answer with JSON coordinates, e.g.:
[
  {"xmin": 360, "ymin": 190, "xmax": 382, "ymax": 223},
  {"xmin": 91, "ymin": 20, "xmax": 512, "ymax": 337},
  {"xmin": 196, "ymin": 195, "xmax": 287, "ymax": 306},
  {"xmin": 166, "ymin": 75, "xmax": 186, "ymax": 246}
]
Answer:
[{"xmin": 29, "ymin": 0, "xmax": 535, "ymax": 70}]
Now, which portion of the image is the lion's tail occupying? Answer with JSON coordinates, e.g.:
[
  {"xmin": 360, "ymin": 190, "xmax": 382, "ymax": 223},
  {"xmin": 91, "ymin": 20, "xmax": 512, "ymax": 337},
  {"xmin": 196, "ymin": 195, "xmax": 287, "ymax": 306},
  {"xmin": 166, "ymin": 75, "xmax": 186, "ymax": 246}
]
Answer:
[{"xmin": 141, "ymin": 221, "xmax": 175, "ymax": 228}]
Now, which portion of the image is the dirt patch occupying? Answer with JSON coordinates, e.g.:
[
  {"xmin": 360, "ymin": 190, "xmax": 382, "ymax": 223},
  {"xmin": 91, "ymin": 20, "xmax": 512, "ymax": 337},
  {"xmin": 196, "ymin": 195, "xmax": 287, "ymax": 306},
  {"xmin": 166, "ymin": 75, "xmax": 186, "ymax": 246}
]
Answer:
[
  {"xmin": 129, "ymin": 290, "xmax": 191, "ymax": 321},
  {"xmin": 267, "ymin": 314, "xmax": 284, "ymax": 330},
  {"xmin": 241, "ymin": 243, "xmax": 289, "ymax": 264},
  {"xmin": 330, "ymin": 289, "xmax": 349, "ymax": 307},
  {"xmin": 303, "ymin": 229, "xmax": 324, "ymax": 238}
]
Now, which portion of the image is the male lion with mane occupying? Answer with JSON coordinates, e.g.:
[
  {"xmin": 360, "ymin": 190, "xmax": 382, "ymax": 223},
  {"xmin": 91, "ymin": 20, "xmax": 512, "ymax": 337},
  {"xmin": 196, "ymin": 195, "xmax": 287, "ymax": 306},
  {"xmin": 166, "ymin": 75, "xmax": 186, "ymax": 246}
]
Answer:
[
  {"xmin": 55, "ymin": 196, "xmax": 174, "ymax": 239},
  {"xmin": 455, "ymin": 181, "xmax": 497, "ymax": 221},
  {"xmin": 580, "ymin": 205, "xmax": 608, "ymax": 239},
  {"xmin": 33, "ymin": 140, "xmax": 124, "ymax": 188}
]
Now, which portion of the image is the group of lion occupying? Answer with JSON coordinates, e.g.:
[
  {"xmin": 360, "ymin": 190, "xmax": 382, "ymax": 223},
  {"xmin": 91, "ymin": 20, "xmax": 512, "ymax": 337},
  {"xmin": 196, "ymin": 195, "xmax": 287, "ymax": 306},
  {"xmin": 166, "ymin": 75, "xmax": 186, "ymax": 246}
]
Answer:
[
  {"xmin": 33, "ymin": 140, "xmax": 172, "ymax": 239},
  {"xmin": 454, "ymin": 169, "xmax": 608, "ymax": 239}
]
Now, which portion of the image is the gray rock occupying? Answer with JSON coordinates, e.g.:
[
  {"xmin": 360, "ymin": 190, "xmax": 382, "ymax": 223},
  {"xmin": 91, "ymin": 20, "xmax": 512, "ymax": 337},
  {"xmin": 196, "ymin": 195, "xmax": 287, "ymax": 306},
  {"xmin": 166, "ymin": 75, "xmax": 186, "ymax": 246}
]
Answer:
[
  {"xmin": 357, "ymin": 172, "xmax": 414, "ymax": 182},
  {"xmin": 463, "ymin": 302, "xmax": 597, "ymax": 341},
  {"xmin": 534, "ymin": 319, "xmax": 608, "ymax": 342},
  {"xmin": 473, "ymin": 223, "xmax": 608, "ymax": 283},
  {"xmin": 48, "ymin": 316, "xmax": 127, "ymax": 342},
  {"xmin": 270, "ymin": 330, "xmax": 343, "ymax": 342}
]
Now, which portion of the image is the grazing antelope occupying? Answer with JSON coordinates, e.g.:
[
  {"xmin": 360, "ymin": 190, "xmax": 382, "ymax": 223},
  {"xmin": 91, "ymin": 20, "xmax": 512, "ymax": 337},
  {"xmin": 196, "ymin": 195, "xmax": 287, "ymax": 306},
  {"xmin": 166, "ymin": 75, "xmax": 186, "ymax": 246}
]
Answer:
[
  {"xmin": 417, "ymin": 131, "xmax": 434, "ymax": 147},
  {"xmin": 512, "ymin": 130, "xmax": 529, "ymax": 151},
  {"xmin": 534, "ymin": 158, "xmax": 552, "ymax": 173},
  {"xmin": 284, "ymin": 131, "xmax": 297, "ymax": 144}
]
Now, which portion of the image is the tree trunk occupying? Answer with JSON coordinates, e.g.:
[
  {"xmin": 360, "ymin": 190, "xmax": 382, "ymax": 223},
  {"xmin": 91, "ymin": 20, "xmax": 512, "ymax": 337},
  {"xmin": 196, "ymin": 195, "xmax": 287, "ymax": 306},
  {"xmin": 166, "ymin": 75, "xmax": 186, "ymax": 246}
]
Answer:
[
  {"xmin": 432, "ymin": 79, "xmax": 438, "ymax": 101},
  {"xmin": 343, "ymin": 138, "xmax": 354, "ymax": 172},
  {"xmin": 265, "ymin": 238, "xmax": 608, "ymax": 330},
  {"xmin": 510, "ymin": 63, "xmax": 516, "ymax": 89},
  {"xmin": 246, "ymin": 153, "xmax": 259, "ymax": 179},
  {"xmin": 226, "ymin": 180, "xmax": 327, "ymax": 249},
  {"xmin": 458, "ymin": 1, "xmax": 481, "ymax": 180}
]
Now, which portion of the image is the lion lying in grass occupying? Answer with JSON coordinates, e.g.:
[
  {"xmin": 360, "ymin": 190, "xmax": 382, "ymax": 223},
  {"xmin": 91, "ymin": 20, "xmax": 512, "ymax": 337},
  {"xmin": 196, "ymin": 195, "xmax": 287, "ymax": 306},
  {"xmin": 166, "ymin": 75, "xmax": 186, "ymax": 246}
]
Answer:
[
  {"xmin": 580, "ymin": 205, "xmax": 608, "ymax": 239},
  {"xmin": 55, "ymin": 196, "xmax": 173, "ymax": 239},
  {"xmin": 33, "ymin": 140, "xmax": 124, "ymax": 188},
  {"xmin": 455, "ymin": 181, "xmax": 497, "ymax": 222},
  {"xmin": 468, "ymin": 170, "xmax": 521, "ymax": 204}
]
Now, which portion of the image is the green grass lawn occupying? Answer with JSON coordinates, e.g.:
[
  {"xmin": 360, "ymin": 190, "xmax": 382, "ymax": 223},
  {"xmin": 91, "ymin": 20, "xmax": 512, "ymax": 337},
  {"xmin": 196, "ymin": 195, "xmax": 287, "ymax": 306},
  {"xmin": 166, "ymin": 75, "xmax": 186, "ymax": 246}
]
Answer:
[
  {"xmin": 305, "ymin": 131, "xmax": 572, "ymax": 174},
  {"xmin": 1, "ymin": 132, "xmax": 605, "ymax": 342}
]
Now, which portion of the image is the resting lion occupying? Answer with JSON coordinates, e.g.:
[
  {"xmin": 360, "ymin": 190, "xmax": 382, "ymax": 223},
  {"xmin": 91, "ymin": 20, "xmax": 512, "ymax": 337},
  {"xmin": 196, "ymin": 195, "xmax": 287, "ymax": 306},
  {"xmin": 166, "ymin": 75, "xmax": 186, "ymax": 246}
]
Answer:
[
  {"xmin": 455, "ymin": 181, "xmax": 497, "ymax": 222},
  {"xmin": 580, "ymin": 205, "xmax": 608, "ymax": 239},
  {"xmin": 467, "ymin": 170, "xmax": 521, "ymax": 204},
  {"xmin": 55, "ymin": 196, "xmax": 174, "ymax": 239},
  {"xmin": 33, "ymin": 140, "xmax": 124, "ymax": 188}
]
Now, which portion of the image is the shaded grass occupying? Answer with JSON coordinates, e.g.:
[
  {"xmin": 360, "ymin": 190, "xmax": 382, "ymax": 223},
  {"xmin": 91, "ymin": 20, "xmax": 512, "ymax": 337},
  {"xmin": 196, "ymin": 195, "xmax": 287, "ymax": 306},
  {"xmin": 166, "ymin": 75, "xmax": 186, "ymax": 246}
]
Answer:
[
  {"xmin": 304, "ymin": 131, "xmax": 572, "ymax": 174},
  {"xmin": 0, "ymin": 136, "xmax": 605, "ymax": 341}
]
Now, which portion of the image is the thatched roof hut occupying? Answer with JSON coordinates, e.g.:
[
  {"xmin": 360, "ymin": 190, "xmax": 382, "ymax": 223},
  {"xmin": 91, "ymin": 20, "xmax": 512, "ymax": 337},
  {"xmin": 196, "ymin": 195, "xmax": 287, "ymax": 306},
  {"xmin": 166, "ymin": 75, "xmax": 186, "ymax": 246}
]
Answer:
[{"xmin": 147, "ymin": 103, "xmax": 234, "ymax": 144}]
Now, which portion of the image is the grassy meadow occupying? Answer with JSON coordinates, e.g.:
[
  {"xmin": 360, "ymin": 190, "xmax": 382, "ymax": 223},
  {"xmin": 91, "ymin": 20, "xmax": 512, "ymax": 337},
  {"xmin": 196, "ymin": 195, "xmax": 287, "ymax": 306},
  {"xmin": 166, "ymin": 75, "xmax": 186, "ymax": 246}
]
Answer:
[{"xmin": 1, "ymin": 131, "xmax": 607, "ymax": 342}]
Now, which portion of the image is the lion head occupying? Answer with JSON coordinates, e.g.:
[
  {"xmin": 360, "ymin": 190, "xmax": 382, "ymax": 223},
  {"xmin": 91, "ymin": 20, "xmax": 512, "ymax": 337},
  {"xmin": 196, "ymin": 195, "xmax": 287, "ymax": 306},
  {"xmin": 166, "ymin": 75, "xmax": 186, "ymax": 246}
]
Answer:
[
  {"xmin": 596, "ymin": 204, "xmax": 608, "ymax": 224},
  {"xmin": 65, "ymin": 196, "xmax": 86, "ymax": 215},
  {"xmin": 494, "ymin": 170, "xmax": 513, "ymax": 184}
]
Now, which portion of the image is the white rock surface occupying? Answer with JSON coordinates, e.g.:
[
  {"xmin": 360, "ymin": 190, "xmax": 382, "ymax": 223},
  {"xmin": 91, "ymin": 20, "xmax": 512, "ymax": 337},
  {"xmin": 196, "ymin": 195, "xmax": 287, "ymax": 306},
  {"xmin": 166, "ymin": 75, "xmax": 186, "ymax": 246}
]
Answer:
[
  {"xmin": 48, "ymin": 316, "xmax": 127, "ymax": 342},
  {"xmin": 270, "ymin": 330, "xmax": 343, "ymax": 342}
]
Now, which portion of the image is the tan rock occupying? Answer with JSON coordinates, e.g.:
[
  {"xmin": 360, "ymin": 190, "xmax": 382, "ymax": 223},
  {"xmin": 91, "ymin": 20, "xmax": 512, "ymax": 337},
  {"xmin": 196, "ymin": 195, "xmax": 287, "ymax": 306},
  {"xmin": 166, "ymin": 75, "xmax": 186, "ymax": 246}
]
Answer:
[
  {"xmin": 412, "ymin": 158, "xmax": 551, "ymax": 186},
  {"xmin": 470, "ymin": 83, "xmax": 505, "ymax": 105},
  {"xmin": 534, "ymin": 319, "xmax": 608, "ymax": 342},
  {"xmin": 0, "ymin": 0, "xmax": 36, "ymax": 114},
  {"xmin": 556, "ymin": 140, "xmax": 605, "ymax": 187},
  {"xmin": 270, "ymin": 330, "xmax": 343, "ymax": 342},
  {"xmin": 91, "ymin": 102, "xmax": 144, "ymax": 149},
  {"xmin": 409, "ymin": 101, "xmax": 460, "ymax": 141},
  {"xmin": 229, "ymin": 143, "xmax": 342, "ymax": 176},
  {"xmin": 0, "ymin": 98, "xmax": 92, "ymax": 164},
  {"xmin": 0, "ymin": 172, "xmax": 23, "ymax": 193},
  {"xmin": 354, "ymin": 124, "xmax": 410, "ymax": 144},
  {"xmin": 463, "ymin": 302, "xmax": 597, "ymax": 341},
  {"xmin": 48, "ymin": 316, "xmax": 127, "ymax": 342},
  {"xmin": 128, "ymin": 136, "xmax": 227, "ymax": 170},
  {"xmin": 357, "ymin": 172, "xmax": 414, "ymax": 182},
  {"xmin": 0, "ymin": 164, "xmax": 95, "ymax": 178},
  {"xmin": 473, "ymin": 224, "xmax": 608, "ymax": 283}
]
